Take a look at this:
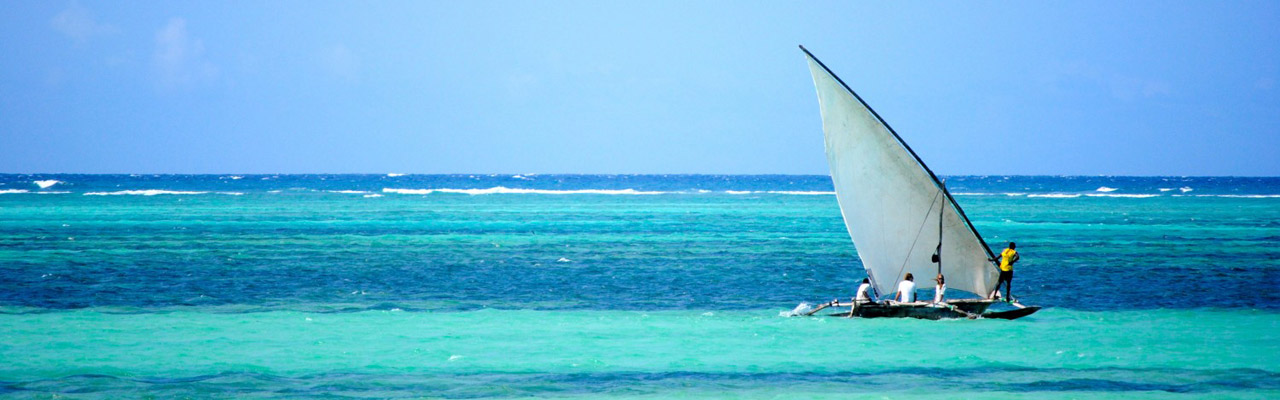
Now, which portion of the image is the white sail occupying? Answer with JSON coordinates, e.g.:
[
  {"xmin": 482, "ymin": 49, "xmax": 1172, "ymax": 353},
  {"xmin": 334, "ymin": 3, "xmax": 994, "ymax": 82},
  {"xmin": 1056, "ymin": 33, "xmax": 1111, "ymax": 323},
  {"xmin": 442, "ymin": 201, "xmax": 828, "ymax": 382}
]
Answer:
[{"xmin": 802, "ymin": 47, "xmax": 999, "ymax": 297}]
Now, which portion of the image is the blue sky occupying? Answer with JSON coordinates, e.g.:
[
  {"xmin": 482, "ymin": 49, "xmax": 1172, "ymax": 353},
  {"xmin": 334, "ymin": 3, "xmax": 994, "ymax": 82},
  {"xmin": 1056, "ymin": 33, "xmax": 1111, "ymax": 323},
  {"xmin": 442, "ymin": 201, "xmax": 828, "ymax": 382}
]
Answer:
[{"xmin": 1, "ymin": 1, "xmax": 1277, "ymax": 175}]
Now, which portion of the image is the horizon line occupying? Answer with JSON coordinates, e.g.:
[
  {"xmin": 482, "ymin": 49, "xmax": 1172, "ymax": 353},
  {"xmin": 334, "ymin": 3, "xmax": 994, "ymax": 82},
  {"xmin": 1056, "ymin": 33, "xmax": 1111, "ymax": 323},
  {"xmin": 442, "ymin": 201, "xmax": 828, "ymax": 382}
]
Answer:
[{"xmin": 3, "ymin": 172, "xmax": 1280, "ymax": 178}]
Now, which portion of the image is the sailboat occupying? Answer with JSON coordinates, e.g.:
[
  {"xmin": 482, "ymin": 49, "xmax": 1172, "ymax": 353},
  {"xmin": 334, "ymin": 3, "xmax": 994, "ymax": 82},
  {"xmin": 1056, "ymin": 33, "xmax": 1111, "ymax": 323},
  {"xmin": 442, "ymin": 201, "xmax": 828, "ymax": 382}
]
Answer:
[{"xmin": 798, "ymin": 46, "xmax": 1039, "ymax": 320}]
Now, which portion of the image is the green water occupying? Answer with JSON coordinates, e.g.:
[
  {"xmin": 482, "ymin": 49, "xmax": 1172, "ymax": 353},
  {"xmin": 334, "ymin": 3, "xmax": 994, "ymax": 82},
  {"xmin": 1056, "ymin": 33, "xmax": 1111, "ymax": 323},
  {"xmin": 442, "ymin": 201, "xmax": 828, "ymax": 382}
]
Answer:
[{"xmin": 3, "ymin": 308, "xmax": 1277, "ymax": 398}]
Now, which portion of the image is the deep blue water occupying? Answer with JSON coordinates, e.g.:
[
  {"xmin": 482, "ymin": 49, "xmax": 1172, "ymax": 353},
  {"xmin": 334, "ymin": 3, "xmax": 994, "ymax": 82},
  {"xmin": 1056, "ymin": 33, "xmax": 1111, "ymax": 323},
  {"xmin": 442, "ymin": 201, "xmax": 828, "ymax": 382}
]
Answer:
[
  {"xmin": 1, "ymin": 174, "xmax": 1277, "ymax": 313},
  {"xmin": 1, "ymin": 174, "xmax": 1277, "ymax": 399}
]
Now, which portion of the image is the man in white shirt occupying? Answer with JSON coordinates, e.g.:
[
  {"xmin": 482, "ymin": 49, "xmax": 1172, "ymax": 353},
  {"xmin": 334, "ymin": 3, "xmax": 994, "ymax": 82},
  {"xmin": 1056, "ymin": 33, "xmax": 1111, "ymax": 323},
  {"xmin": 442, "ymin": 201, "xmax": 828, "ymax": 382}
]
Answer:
[
  {"xmin": 849, "ymin": 277, "xmax": 879, "ymax": 316},
  {"xmin": 896, "ymin": 273, "xmax": 916, "ymax": 303},
  {"xmin": 855, "ymin": 278, "xmax": 878, "ymax": 303}
]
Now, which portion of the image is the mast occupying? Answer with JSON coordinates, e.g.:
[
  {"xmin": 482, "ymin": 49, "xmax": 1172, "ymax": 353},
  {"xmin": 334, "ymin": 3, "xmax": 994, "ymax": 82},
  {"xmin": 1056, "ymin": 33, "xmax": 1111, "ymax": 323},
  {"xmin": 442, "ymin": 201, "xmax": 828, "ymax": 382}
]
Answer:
[{"xmin": 936, "ymin": 181, "xmax": 944, "ymax": 277}]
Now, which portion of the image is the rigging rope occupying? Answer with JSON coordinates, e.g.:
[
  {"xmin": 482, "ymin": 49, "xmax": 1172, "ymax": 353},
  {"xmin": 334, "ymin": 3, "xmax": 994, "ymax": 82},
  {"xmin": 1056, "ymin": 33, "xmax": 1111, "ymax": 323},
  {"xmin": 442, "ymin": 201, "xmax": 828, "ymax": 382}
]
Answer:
[{"xmin": 890, "ymin": 187, "xmax": 945, "ymax": 292}]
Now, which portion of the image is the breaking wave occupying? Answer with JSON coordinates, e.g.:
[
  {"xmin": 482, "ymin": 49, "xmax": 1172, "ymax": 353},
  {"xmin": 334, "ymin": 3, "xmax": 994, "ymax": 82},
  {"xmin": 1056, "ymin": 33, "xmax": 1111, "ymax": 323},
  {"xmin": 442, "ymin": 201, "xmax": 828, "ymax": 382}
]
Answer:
[
  {"xmin": 1186, "ymin": 194, "xmax": 1280, "ymax": 198},
  {"xmin": 84, "ymin": 190, "xmax": 243, "ymax": 196},
  {"xmin": 762, "ymin": 191, "xmax": 836, "ymax": 195},
  {"xmin": 1095, "ymin": 187, "xmax": 1118, "ymax": 192},
  {"xmin": 383, "ymin": 187, "xmax": 665, "ymax": 195},
  {"xmin": 34, "ymin": 180, "xmax": 61, "ymax": 189},
  {"xmin": 1085, "ymin": 194, "xmax": 1159, "ymax": 198},
  {"xmin": 379, "ymin": 188, "xmax": 841, "ymax": 196},
  {"xmin": 718, "ymin": 190, "xmax": 835, "ymax": 195},
  {"xmin": 953, "ymin": 192, "xmax": 1279, "ymax": 199},
  {"xmin": 0, "ymin": 189, "xmax": 31, "ymax": 194}
]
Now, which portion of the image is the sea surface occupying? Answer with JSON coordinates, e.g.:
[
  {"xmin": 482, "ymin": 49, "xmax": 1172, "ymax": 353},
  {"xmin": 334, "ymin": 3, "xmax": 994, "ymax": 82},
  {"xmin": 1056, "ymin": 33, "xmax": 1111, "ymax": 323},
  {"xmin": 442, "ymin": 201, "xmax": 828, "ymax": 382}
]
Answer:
[{"xmin": 1, "ymin": 174, "xmax": 1277, "ymax": 399}]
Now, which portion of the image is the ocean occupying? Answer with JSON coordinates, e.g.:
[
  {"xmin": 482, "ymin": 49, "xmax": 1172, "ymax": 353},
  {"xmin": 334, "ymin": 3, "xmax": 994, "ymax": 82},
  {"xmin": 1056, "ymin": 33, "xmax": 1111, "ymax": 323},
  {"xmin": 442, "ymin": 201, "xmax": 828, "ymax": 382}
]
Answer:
[{"xmin": 1, "ymin": 174, "xmax": 1277, "ymax": 399}]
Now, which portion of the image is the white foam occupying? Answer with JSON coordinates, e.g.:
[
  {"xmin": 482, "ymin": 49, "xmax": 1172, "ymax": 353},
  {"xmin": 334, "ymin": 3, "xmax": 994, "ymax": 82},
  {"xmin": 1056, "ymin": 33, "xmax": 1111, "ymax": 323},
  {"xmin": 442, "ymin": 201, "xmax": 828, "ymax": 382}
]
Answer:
[
  {"xmin": 34, "ymin": 180, "xmax": 61, "ymax": 189},
  {"xmin": 1085, "ymin": 194, "xmax": 1159, "ymax": 198},
  {"xmin": 763, "ymin": 191, "xmax": 836, "ymax": 195},
  {"xmin": 382, "ymin": 187, "xmax": 665, "ymax": 195},
  {"xmin": 952, "ymin": 192, "xmax": 1031, "ymax": 197},
  {"xmin": 703, "ymin": 190, "xmax": 836, "ymax": 195},
  {"xmin": 512, "ymin": 174, "xmax": 531, "ymax": 180},
  {"xmin": 0, "ymin": 189, "xmax": 30, "ymax": 194},
  {"xmin": 84, "ymin": 190, "xmax": 208, "ymax": 196},
  {"xmin": 556, "ymin": 257, "xmax": 572, "ymax": 263},
  {"xmin": 383, "ymin": 188, "xmax": 434, "ymax": 195},
  {"xmin": 1027, "ymin": 193, "xmax": 1082, "ymax": 198},
  {"xmin": 386, "ymin": 173, "xmax": 406, "ymax": 177},
  {"xmin": 362, "ymin": 194, "xmax": 383, "ymax": 198},
  {"xmin": 1158, "ymin": 188, "xmax": 1174, "ymax": 192},
  {"xmin": 326, "ymin": 190, "xmax": 371, "ymax": 194},
  {"xmin": 217, "ymin": 192, "xmax": 244, "ymax": 196},
  {"xmin": 780, "ymin": 302, "xmax": 815, "ymax": 317},
  {"xmin": 221, "ymin": 176, "xmax": 243, "ymax": 180},
  {"xmin": 1180, "ymin": 187, "xmax": 1193, "ymax": 193},
  {"xmin": 1095, "ymin": 187, "xmax": 1118, "ymax": 192},
  {"xmin": 1193, "ymin": 194, "xmax": 1280, "ymax": 198}
]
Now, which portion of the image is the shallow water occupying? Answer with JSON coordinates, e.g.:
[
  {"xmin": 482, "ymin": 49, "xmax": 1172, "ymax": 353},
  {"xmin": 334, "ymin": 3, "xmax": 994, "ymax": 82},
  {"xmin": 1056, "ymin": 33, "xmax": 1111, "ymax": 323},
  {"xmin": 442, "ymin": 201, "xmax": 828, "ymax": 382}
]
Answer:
[
  {"xmin": 0, "ymin": 174, "xmax": 1277, "ymax": 398},
  {"xmin": 2, "ymin": 308, "xmax": 1278, "ymax": 398}
]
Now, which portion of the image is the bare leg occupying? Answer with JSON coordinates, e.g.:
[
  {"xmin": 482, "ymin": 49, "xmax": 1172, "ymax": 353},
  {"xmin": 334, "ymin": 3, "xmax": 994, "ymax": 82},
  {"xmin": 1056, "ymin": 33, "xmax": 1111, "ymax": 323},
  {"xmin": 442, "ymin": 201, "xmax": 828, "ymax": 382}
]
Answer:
[{"xmin": 1005, "ymin": 272, "xmax": 1014, "ymax": 300}]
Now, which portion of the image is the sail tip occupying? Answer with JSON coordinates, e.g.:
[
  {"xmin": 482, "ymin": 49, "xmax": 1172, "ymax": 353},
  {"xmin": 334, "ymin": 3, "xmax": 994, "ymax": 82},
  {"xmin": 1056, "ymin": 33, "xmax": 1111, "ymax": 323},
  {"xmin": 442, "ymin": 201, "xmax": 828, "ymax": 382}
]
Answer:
[{"xmin": 799, "ymin": 45, "xmax": 817, "ymax": 61}]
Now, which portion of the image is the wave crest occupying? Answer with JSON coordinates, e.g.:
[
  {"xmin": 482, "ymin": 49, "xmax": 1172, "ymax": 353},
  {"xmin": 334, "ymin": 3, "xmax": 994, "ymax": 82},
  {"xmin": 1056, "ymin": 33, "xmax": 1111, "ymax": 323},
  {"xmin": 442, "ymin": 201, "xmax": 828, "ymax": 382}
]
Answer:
[
  {"xmin": 85, "ymin": 190, "xmax": 208, "ymax": 196},
  {"xmin": 382, "ymin": 187, "xmax": 665, "ymax": 195},
  {"xmin": 1085, "ymin": 194, "xmax": 1159, "ymax": 198},
  {"xmin": 1028, "ymin": 194, "xmax": 1082, "ymax": 198}
]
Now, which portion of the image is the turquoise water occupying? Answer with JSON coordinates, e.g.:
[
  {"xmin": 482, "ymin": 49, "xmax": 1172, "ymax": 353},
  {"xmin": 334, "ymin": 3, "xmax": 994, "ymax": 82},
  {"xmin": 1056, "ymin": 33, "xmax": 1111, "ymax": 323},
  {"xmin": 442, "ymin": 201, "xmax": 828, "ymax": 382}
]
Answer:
[{"xmin": 1, "ymin": 175, "xmax": 1277, "ymax": 398}]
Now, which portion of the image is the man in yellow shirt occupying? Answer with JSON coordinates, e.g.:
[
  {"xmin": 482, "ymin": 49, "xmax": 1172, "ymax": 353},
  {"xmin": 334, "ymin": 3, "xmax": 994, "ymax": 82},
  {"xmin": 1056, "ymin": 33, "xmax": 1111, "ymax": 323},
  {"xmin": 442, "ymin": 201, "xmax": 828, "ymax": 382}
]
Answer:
[{"xmin": 992, "ymin": 242, "xmax": 1019, "ymax": 301}]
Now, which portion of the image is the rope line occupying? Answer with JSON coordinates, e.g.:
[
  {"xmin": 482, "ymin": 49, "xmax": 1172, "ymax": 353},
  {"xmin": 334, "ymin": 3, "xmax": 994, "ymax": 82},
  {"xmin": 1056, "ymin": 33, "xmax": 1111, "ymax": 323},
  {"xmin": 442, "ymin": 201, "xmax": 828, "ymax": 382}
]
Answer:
[{"xmin": 890, "ymin": 187, "xmax": 944, "ymax": 294}]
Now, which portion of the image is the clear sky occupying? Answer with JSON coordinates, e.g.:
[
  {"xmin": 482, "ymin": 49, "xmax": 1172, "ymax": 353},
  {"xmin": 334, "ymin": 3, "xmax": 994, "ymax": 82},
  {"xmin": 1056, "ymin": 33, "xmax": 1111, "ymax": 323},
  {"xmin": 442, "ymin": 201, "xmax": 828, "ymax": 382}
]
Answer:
[{"xmin": 1, "ymin": 1, "xmax": 1277, "ymax": 175}]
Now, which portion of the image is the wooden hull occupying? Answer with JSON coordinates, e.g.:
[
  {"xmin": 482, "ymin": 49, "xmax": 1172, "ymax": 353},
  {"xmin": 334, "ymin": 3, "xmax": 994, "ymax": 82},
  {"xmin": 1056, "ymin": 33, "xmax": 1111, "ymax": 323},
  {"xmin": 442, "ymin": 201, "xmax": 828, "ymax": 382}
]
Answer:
[{"xmin": 826, "ymin": 299, "xmax": 996, "ymax": 320}]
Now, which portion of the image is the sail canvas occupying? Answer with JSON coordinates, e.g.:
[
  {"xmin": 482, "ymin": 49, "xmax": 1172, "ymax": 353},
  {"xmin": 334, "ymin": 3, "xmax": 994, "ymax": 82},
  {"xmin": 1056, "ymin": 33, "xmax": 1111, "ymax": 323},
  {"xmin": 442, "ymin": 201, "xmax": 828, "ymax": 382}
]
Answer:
[{"xmin": 803, "ymin": 48, "xmax": 999, "ymax": 298}]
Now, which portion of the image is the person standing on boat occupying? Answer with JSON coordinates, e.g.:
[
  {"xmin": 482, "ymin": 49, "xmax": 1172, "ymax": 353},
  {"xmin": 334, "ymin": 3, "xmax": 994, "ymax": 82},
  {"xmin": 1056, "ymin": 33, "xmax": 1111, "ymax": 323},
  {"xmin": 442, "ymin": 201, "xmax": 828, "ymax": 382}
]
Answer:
[
  {"xmin": 896, "ymin": 273, "xmax": 916, "ymax": 303},
  {"xmin": 992, "ymin": 242, "xmax": 1019, "ymax": 301},
  {"xmin": 933, "ymin": 274, "xmax": 946, "ymax": 303}
]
